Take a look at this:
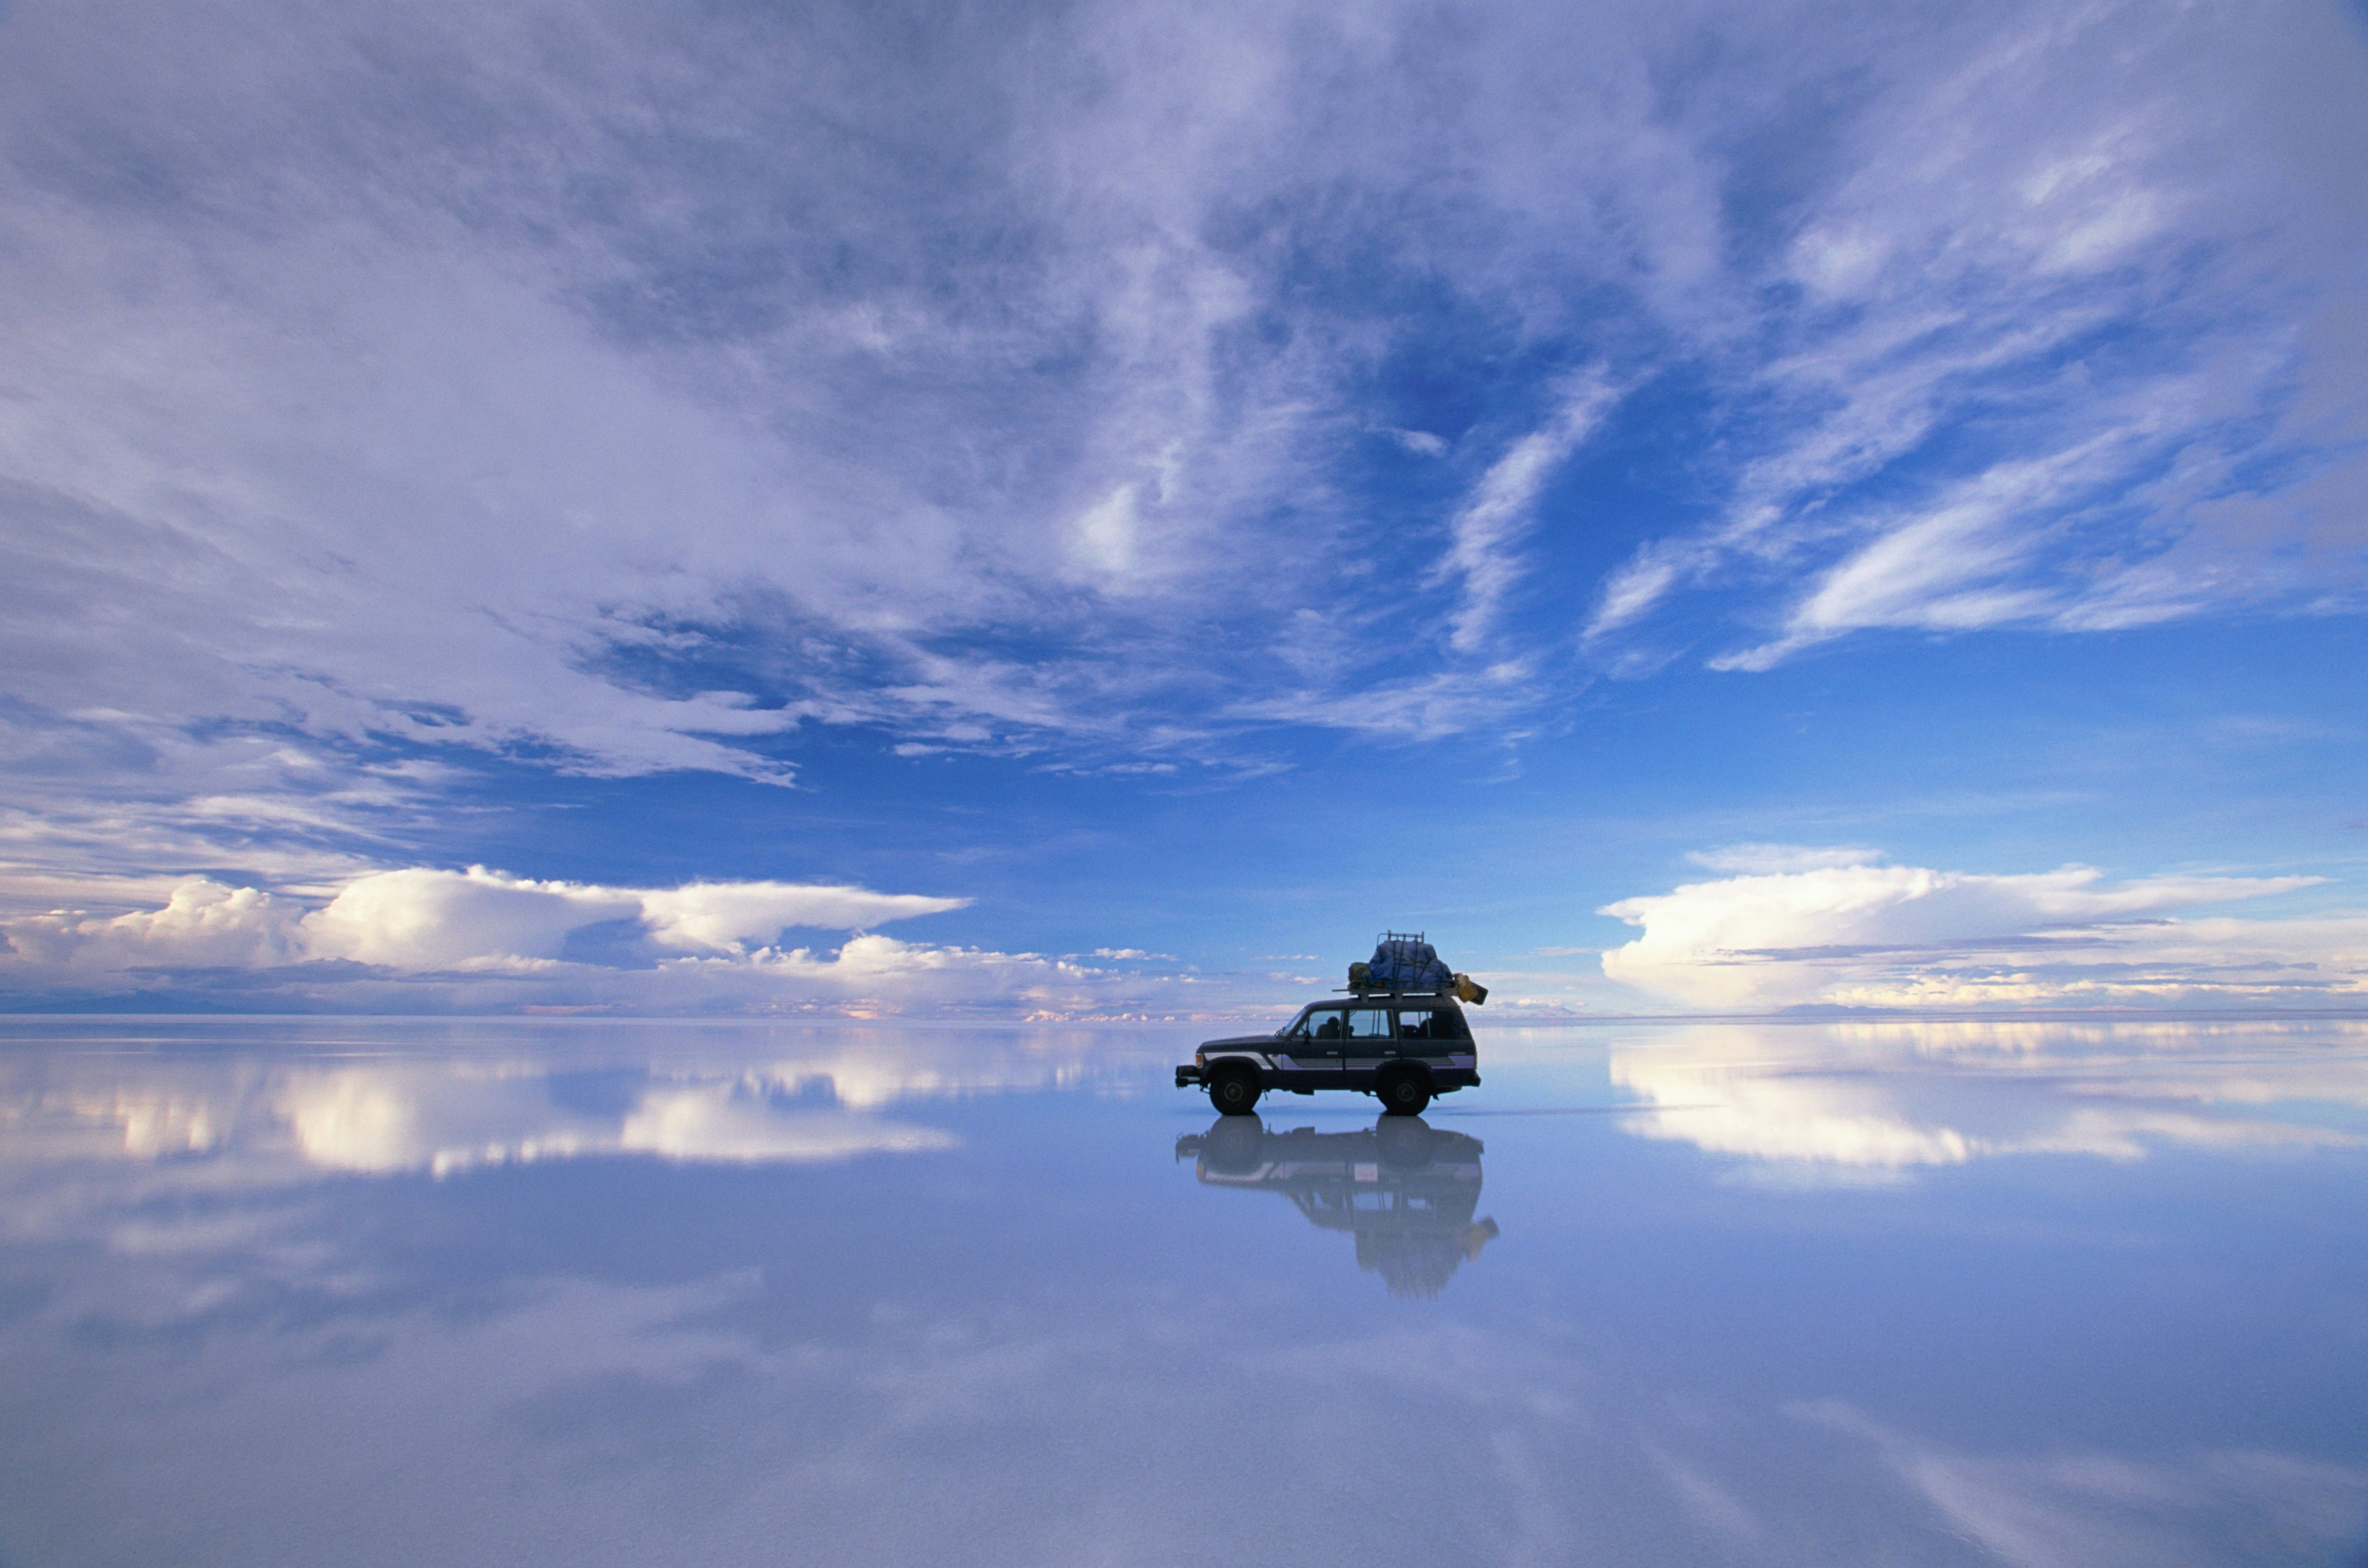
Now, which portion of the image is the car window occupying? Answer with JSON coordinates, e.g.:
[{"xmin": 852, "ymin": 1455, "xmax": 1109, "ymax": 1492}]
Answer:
[
  {"xmin": 1283, "ymin": 1009, "xmax": 1314, "ymax": 1040},
  {"xmin": 1312, "ymin": 1009, "xmax": 1347, "ymax": 1040},
  {"xmin": 1346, "ymin": 1009, "xmax": 1392, "ymax": 1039},
  {"xmin": 1398, "ymin": 1007, "xmax": 1470, "ymax": 1041}
]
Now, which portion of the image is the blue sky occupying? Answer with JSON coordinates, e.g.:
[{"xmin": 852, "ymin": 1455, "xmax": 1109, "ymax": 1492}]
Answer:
[{"xmin": 1, "ymin": 0, "xmax": 2364, "ymax": 1015}]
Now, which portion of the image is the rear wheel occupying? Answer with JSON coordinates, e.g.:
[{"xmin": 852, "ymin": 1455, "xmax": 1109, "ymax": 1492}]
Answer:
[
  {"xmin": 1208, "ymin": 1064, "xmax": 1263, "ymax": 1115},
  {"xmin": 1376, "ymin": 1069, "xmax": 1432, "ymax": 1116}
]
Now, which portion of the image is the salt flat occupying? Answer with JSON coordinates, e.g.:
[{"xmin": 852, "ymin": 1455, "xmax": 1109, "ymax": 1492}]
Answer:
[{"xmin": 1, "ymin": 1016, "xmax": 2363, "ymax": 1566}]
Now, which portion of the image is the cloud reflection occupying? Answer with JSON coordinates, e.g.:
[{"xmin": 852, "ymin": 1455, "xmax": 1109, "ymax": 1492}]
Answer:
[
  {"xmin": 1611, "ymin": 1018, "xmax": 2368, "ymax": 1173},
  {"xmin": 0, "ymin": 1021, "xmax": 1154, "ymax": 1189},
  {"xmin": 273, "ymin": 1069, "xmax": 958, "ymax": 1176}
]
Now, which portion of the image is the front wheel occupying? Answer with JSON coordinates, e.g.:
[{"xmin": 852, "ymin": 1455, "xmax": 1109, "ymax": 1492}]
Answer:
[
  {"xmin": 1208, "ymin": 1065, "xmax": 1262, "ymax": 1115},
  {"xmin": 1377, "ymin": 1070, "xmax": 1432, "ymax": 1116}
]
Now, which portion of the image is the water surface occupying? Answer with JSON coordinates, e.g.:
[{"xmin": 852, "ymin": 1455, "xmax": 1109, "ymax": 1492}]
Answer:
[{"xmin": 2, "ymin": 1015, "xmax": 2363, "ymax": 1565}]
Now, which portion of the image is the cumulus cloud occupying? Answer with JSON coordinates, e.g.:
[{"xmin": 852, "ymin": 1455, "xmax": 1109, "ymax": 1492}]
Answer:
[
  {"xmin": 8, "ymin": 866, "xmax": 966, "ymax": 972},
  {"xmin": 1600, "ymin": 857, "xmax": 2349, "ymax": 1009},
  {"xmin": 0, "ymin": 866, "xmax": 1265, "ymax": 1016}
]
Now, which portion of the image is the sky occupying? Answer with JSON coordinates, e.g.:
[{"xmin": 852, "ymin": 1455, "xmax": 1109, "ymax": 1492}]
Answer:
[{"xmin": 1, "ymin": 0, "xmax": 2364, "ymax": 1018}]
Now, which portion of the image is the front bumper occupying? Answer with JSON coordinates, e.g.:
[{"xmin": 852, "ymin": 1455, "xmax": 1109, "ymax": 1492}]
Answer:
[{"xmin": 1175, "ymin": 1063, "xmax": 1203, "ymax": 1087}]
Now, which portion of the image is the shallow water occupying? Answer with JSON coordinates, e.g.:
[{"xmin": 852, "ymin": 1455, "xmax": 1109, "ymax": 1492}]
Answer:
[{"xmin": 1, "ymin": 1015, "xmax": 2364, "ymax": 1566}]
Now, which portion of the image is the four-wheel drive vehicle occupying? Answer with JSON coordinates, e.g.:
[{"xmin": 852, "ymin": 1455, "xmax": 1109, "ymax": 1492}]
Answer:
[{"xmin": 1175, "ymin": 995, "xmax": 1479, "ymax": 1116}]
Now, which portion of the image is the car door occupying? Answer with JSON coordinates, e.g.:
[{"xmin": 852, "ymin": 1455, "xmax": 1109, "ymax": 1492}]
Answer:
[
  {"xmin": 1340, "ymin": 1006, "xmax": 1395, "ymax": 1089},
  {"xmin": 1397, "ymin": 1004, "xmax": 1474, "ymax": 1080},
  {"xmin": 1394, "ymin": 1005, "xmax": 1434, "ymax": 1066},
  {"xmin": 1274, "ymin": 1005, "xmax": 1345, "ymax": 1085}
]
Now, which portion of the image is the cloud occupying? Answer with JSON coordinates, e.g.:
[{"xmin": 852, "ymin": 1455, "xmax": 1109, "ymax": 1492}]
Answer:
[
  {"xmin": 1581, "ymin": 0, "xmax": 2368, "ymax": 666},
  {"xmin": 8, "ymin": 866, "xmax": 966, "ymax": 972},
  {"xmin": 0, "ymin": 866, "xmax": 1273, "ymax": 1017},
  {"xmin": 1599, "ymin": 857, "xmax": 2346, "ymax": 1009},
  {"xmin": 0, "ymin": 0, "xmax": 2350, "ymax": 873},
  {"xmin": 1439, "ymin": 371, "xmax": 1619, "ymax": 654},
  {"xmin": 1709, "ymin": 442, "xmax": 2135, "ymax": 671},
  {"xmin": 1, "ymin": 866, "xmax": 984, "ymax": 993}
]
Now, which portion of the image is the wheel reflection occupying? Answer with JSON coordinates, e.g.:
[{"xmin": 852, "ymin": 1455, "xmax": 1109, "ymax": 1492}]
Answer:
[{"xmin": 1175, "ymin": 1116, "xmax": 1499, "ymax": 1298}]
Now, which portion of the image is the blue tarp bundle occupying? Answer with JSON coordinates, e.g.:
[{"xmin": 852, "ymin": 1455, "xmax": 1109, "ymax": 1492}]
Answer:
[{"xmin": 1365, "ymin": 937, "xmax": 1452, "ymax": 991}]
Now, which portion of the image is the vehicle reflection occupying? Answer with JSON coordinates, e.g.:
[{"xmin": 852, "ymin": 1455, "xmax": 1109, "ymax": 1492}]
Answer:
[{"xmin": 1176, "ymin": 1116, "xmax": 1499, "ymax": 1298}]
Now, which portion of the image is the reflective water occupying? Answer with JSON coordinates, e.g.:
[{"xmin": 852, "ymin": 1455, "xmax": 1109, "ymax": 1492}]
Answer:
[{"xmin": 1, "ymin": 1015, "xmax": 2364, "ymax": 1566}]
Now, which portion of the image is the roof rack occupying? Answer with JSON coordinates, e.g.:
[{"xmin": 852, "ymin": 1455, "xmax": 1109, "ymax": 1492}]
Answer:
[{"xmin": 1345, "ymin": 930, "xmax": 1453, "ymax": 997}]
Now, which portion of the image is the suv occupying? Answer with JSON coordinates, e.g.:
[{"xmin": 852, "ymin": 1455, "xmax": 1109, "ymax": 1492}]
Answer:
[{"xmin": 1174, "ymin": 994, "xmax": 1480, "ymax": 1116}]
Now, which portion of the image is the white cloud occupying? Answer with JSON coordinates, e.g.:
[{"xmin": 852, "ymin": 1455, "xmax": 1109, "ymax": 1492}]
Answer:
[
  {"xmin": 299, "ymin": 868, "xmax": 644, "ymax": 970},
  {"xmin": 1439, "ymin": 372, "xmax": 1619, "ymax": 654},
  {"xmin": 634, "ymin": 882, "xmax": 970, "ymax": 954},
  {"xmin": 12, "ymin": 878, "xmax": 312, "ymax": 969},
  {"xmin": 6, "ymin": 865, "xmax": 958, "ymax": 971},
  {"xmin": 0, "ymin": 866, "xmax": 1272, "ymax": 1017},
  {"xmin": 1582, "ymin": 0, "xmax": 2368, "ymax": 665},
  {"xmin": 1600, "ymin": 857, "xmax": 2346, "ymax": 1009},
  {"xmin": 1711, "ymin": 444, "xmax": 2122, "ymax": 670}
]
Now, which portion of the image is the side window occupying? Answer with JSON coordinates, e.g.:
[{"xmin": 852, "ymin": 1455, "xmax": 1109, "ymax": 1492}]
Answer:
[
  {"xmin": 1284, "ymin": 1010, "xmax": 1313, "ymax": 1040},
  {"xmin": 1313, "ymin": 1009, "xmax": 1346, "ymax": 1040},
  {"xmin": 1346, "ymin": 1009, "xmax": 1392, "ymax": 1040},
  {"xmin": 1396, "ymin": 1009, "xmax": 1434, "ymax": 1040},
  {"xmin": 1432, "ymin": 1008, "xmax": 1472, "ymax": 1041}
]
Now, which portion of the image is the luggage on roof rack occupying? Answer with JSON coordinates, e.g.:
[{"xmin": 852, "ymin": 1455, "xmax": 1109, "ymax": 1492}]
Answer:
[{"xmin": 1353, "ymin": 931, "xmax": 1453, "ymax": 993}]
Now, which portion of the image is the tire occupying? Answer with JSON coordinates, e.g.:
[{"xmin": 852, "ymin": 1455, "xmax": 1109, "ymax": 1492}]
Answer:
[
  {"xmin": 1376, "ymin": 1068, "xmax": 1432, "ymax": 1117},
  {"xmin": 1208, "ymin": 1063, "xmax": 1263, "ymax": 1115}
]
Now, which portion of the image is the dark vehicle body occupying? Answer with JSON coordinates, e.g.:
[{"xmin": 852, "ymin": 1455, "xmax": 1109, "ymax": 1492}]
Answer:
[{"xmin": 1175, "ymin": 994, "xmax": 1479, "ymax": 1115}]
